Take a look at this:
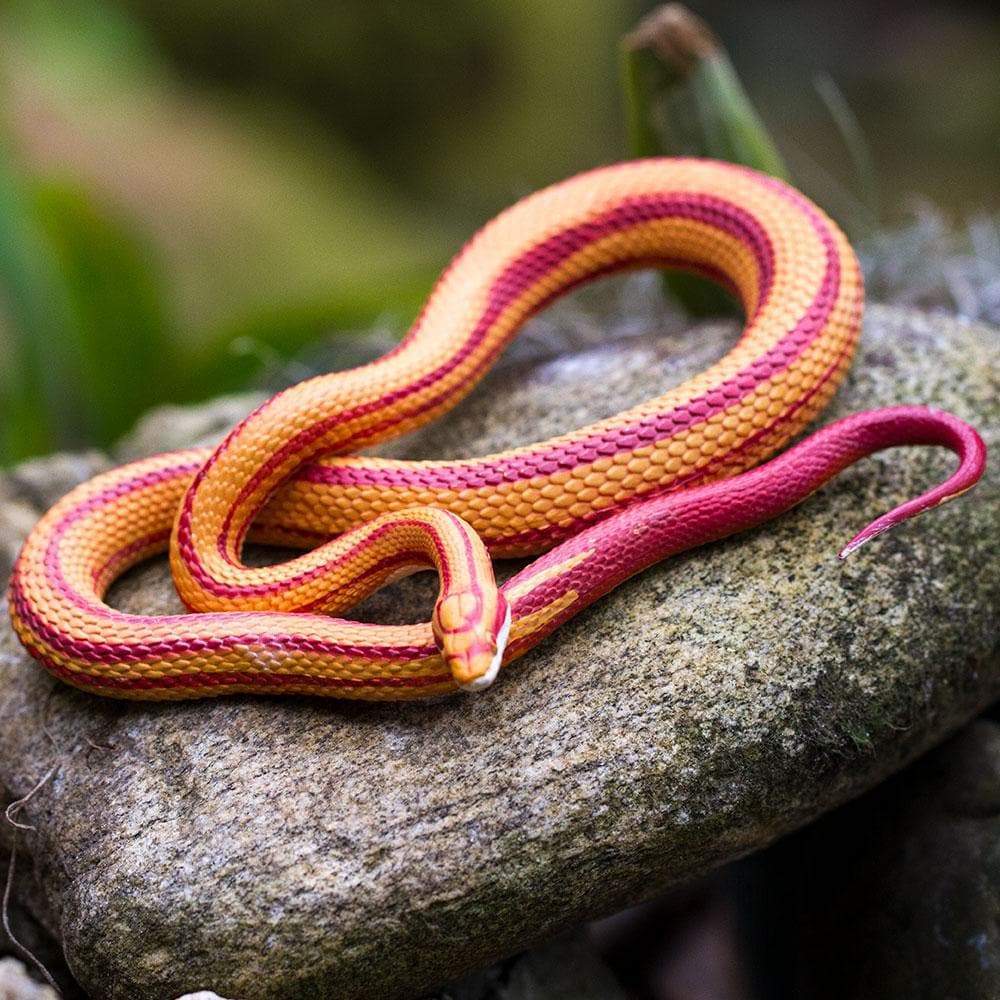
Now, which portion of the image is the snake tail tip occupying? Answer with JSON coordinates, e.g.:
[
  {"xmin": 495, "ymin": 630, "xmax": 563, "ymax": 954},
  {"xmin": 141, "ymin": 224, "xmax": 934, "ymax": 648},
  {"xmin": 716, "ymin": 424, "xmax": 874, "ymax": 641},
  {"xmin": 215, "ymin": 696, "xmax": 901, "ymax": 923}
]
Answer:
[
  {"xmin": 838, "ymin": 523, "xmax": 889, "ymax": 560},
  {"xmin": 837, "ymin": 409, "xmax": 987, "ymax": 561},
  {"xmin": 839, "ymin": 497, "xmax": 949, "ymax": 560}
]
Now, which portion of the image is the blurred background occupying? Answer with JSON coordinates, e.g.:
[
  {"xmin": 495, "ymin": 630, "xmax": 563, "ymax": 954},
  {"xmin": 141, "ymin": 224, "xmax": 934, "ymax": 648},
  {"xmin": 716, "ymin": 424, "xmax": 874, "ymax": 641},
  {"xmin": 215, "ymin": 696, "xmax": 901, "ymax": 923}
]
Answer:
[{"xmin": 0, "ymin": 0, "xmax": 997, "ymax": 464}]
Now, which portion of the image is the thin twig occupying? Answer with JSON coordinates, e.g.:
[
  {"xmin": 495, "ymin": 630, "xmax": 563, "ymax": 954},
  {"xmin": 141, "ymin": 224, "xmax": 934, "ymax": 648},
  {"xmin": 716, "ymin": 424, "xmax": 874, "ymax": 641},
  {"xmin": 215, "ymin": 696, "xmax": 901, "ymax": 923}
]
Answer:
[
  {"xmin": 782, "ymin": 138, "xmax": 879, "ymax": 237},
  {"xmin": 3, "ymin": 768, "xmax": 63, "ymax": 995},
  {"xmin": 813, "ymin": 71, "xmax": 881, "ymax": 225},
  {"xmin": 84, "ymin": 735, "xmax": 114, "ymax": 754},
  {"xmin": 4, "ymin": 764, "xmax": 59, "ymax": 832}
]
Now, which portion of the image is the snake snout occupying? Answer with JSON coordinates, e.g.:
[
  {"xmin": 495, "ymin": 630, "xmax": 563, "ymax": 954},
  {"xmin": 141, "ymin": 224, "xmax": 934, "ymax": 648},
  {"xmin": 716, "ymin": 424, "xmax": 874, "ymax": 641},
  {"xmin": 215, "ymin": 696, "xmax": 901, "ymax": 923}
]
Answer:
[{"xmin": 433, "ymin": 592, "xmax": 512, "ymax": 692}]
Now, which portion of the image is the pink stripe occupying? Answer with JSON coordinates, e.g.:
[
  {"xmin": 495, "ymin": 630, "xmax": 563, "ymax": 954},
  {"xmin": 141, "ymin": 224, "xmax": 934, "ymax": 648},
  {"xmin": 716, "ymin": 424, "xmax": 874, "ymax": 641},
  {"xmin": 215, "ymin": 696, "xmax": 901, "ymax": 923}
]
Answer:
[
  {"xmin": 212, "ymin": 199, "xmax": 775, "ymax": 551},
  {"xmin": 295, "ymin": 549, "xmax": 429, "ymax": 612},
  {"xmin": 18, "ymin": 477, "xmax": 462, "ymax": 664},
  {"xmin": 10, "ymin": 578, "xmax": 437, "ymax": 665},
  {"xmin": 176, "ymin": 191, "xmax": 780, "ymax": 590},
  {"xmin": 493, "ymin": 323, "xmax": 855, "ymax": 553},
  {"xmin": 26, "ymin": 643, "xmax": 450, "ymax": 692},
  {"xmin": 228, "ymin": 196, "xmax": 773, "ymax": 496},
  {"xmin": 92, "ymin": 529, "xmax": 172, "ymax": 587},
  {"xmin": 48, "ymin": 461, "xmax": 452, "ymax": 604},
  {"xmin": 303, "ymin": 189, "xmax": 841, "ymax": 494},
  {"xmin": 18, "ymin": 483, "xmax": 445, "ymax": 661},
  {"xmin": 273, "ymin": 311, "xmax": 854, "ymax": 560},
  {"xmin": 302, "ymin": 282, "xmax": 838, "ymax": 492},
  {"xmin": 264, "ymin": 311, "xmax": 851, "ymax": 558},
  {"xmin": 68, "ymin": 462, "xmax": 200, "ymax": 513}
]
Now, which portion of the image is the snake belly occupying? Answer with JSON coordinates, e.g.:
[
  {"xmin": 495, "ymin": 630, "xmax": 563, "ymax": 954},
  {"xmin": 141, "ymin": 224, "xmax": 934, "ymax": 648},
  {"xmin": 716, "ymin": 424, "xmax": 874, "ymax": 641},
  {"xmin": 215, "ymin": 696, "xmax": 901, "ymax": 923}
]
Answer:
[{"xmin": 10, "ymin": 157, "xmax": 876, "ymax": 699}]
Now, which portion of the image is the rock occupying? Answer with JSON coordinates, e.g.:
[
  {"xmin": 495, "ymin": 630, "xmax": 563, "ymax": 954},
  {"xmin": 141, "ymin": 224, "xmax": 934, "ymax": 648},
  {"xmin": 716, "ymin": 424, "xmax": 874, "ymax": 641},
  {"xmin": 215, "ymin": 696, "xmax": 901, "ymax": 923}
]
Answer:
[
  {"xmin": 740, "ymin": 719, "xmax": 1000, "ymax": 999},
  {"xmin": 0, "ymin": 303, "xmax": 997, "ymax": 1000},
  {"xmin": 0, "ymin": 958, "xmax": 58, "ymax": 1000},
  {"xmin": 0, "ymin": 452, "xmax": 110, "ymax": 583},
  {"xmin": 114, "ymin": 392, "xmax": 266, "ymax": 462}
]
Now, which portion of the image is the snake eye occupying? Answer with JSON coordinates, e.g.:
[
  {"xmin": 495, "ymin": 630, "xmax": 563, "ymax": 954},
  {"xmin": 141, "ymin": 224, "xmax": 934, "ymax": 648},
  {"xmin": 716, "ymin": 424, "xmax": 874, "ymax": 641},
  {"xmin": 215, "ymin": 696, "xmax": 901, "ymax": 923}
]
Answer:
[
  {"xmin": 433, "ymin": 592, "xmax": 511, "ymax": 691},
  {"xmin": 459, "ymin": 602, "xmax": 512, "ymax": 693}
]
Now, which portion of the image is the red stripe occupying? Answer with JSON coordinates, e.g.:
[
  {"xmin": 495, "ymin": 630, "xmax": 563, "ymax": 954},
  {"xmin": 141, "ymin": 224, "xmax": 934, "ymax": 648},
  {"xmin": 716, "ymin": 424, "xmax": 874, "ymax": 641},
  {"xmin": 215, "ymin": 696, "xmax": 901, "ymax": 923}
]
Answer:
[
  {"xmin": 303, "ymin": 192, "xmax": 842, "ymax": 494},
  {"xmin": 493, "ymin": 323, "xmax": 856, "ymax": 554},
  {"xmin": 10, "ymin": 576, "xmax": 438, "ymax": 664},
  {"xmin": 219, "ymin": 196, "xmax": 775, "ymax": 516},
  {"xmin": 48, "ymin": 473, "xmax": 452, "ymax": 606},
  {"xmin": 26, "ymin": 644, "xmax": 450, "ymax": 692},
  {"xmin": 176, "ymin": 191, "xmax": 782, "ymax": 591},
  {"xmin": 91, "ymin": 529, "xmax": 172, "ymax": 587}
]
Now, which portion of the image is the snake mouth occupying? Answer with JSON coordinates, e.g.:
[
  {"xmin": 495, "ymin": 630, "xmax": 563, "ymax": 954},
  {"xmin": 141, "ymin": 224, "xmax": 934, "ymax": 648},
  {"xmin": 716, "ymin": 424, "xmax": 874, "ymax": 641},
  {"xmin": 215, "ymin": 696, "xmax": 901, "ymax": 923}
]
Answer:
[{"xmin": 458, "ymin": 603, "xmax": 512, "ymax": 693}]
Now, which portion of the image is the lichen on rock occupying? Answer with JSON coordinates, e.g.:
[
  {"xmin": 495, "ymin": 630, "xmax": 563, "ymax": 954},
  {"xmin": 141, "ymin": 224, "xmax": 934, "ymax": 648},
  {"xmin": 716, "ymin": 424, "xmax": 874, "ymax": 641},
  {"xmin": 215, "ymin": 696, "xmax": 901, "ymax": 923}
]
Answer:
[{"xmin": 0, "ymin": 301, "xmax": 997, "ymax": 999}]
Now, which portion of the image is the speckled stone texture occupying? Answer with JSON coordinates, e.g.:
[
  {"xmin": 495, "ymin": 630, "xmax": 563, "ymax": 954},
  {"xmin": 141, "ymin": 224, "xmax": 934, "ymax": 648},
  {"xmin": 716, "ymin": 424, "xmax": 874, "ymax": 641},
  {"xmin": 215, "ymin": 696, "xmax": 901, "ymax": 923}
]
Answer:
[{"xmin": 0, "ymin": 304, "xmax": 997, "ymax": 1000}]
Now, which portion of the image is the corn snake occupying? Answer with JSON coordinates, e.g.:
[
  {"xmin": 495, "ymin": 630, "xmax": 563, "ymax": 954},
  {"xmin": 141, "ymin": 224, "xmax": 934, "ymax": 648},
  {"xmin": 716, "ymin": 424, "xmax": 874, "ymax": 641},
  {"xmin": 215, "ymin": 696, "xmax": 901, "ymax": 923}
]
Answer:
[{"xmin": 9, "ymin": 158, "xmax": 986, "ymax": 699}]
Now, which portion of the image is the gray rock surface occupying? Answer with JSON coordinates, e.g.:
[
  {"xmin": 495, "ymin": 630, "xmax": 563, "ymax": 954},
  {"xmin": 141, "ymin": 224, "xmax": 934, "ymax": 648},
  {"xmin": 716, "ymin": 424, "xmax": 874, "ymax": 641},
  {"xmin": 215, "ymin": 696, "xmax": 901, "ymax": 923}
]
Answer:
[
  {"xmin": 0, "ymin": 304, "xmax": 997, "ymax": 999},
  {"xmin": 114, "ymin": 393, "xmax": 266, "ymax": 462}
]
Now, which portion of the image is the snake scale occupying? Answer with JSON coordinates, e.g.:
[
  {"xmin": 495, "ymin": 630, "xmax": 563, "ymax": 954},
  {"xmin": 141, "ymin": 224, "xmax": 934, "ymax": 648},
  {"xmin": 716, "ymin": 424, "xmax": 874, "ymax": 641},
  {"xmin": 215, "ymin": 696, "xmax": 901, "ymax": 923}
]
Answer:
[{"xmin": 9, "ymin": 159, "xmax": 986, "ymax": 699}]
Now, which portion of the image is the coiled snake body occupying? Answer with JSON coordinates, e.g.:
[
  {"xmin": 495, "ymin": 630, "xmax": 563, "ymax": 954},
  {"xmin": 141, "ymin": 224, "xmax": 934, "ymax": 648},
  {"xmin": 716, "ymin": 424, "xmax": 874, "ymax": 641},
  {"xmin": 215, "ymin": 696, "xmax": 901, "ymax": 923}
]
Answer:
[{"xmin": 9, "ymin": 159, "xmax": 986, "ymax": 699}]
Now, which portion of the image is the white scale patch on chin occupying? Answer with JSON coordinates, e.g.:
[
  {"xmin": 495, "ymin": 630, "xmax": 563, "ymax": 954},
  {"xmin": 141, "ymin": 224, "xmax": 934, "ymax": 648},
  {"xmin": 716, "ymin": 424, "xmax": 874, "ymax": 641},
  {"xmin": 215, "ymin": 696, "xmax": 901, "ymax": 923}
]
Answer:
[{"xmin": 460, "ymin": 604, "xmax": 512, "ymax": 693}]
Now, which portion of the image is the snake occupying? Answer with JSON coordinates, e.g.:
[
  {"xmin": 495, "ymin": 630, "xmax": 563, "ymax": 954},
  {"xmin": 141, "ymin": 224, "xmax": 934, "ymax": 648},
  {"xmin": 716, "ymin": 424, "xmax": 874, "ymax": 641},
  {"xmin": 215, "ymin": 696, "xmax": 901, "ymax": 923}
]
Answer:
[{"xmin": 9, "ymin": 158, "xmax": 986, "ymax": 700}]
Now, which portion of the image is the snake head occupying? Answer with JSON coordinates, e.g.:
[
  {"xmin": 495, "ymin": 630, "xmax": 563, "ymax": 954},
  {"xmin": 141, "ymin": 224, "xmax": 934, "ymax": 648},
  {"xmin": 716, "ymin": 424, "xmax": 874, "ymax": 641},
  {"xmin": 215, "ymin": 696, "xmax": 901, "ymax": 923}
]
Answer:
[{"xmin": 433, "ymin": 590, "xmax": 512, "ymax": 692}]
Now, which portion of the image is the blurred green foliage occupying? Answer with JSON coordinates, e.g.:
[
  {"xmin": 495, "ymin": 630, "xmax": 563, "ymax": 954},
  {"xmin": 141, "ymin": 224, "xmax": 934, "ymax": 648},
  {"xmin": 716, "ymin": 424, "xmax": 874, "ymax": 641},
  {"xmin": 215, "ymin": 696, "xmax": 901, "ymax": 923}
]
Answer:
[
  {"xmin": 0, "ymin": 0, "xmax": 997, "ymax": 464},
  {"xmin": 32, "ymin": 183, "xmax": 176, "ymax": 442},
  {"xmin": 0, "ymin": 0, "xmax": 451, "ymax": 462},
  {"xmin": 0, "ymin": 150, "xmax": 73, "ymax": 460},
  {"xmin": 0, "ymin": 161, "xmax": 173, "ymax": 458},
  {"xmin": 116, "ymin": 1, "xmax": 631, "ymax": 212}
]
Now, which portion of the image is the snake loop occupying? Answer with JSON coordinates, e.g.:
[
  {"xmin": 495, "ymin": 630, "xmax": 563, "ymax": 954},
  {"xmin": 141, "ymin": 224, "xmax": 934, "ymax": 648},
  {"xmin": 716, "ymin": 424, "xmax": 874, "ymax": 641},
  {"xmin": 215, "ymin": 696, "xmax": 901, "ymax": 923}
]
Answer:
[{"xmin": 9, "ymin": 159, "xmax": 986, "ymax": 699}]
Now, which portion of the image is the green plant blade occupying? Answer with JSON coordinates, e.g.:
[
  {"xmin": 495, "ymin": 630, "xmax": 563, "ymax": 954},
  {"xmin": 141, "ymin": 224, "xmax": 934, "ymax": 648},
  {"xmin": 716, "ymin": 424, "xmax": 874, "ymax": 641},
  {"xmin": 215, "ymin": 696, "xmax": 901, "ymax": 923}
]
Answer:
[
  {"xmin": 0, "ymin": 151, "xmax": 78, "ymax": 462},
  {"xmin": 621, "ymin": 3, "xmax": 788, "ymax": 316},
  {"xmin": 813, "ymin": 71, "xmax": 880, "ymax": 229},
  {"xmin": 31, "ymin": 182, "xmax": 178, "ymax": 445},
  {"xmin": 690, "ymin": 53, "xmax": 789, "ymax": 180}
]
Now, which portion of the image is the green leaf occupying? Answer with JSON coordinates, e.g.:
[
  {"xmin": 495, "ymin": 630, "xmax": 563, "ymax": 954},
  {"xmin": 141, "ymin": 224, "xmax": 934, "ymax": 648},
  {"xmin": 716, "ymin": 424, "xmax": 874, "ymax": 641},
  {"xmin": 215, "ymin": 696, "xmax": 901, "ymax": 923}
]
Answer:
[
  {"xmin": 621, "ymin": 4, "xmax": 789, "ymax": 317},
  {"xmin": 30, "ymin": 182, "xmax": 177, "ymax": 445},
  {"xmin": 690, "ymin": 54, "xmax": 789, "ymax": 181},
  {"xmin": 0, "ymin": 150, "xmax": 78, "ymax": 462}
]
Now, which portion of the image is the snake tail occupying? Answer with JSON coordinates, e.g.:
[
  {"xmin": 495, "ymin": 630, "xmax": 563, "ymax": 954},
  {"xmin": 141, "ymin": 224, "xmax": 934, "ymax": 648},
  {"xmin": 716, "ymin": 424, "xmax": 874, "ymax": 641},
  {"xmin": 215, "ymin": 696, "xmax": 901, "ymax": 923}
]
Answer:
[
  {"xmin": 499, "ymin": 406, "xmax": 987, "ymax": 659},
  {"xmin": 836, "ymin": 409, "xmax": 987, "ymax": 558}
]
